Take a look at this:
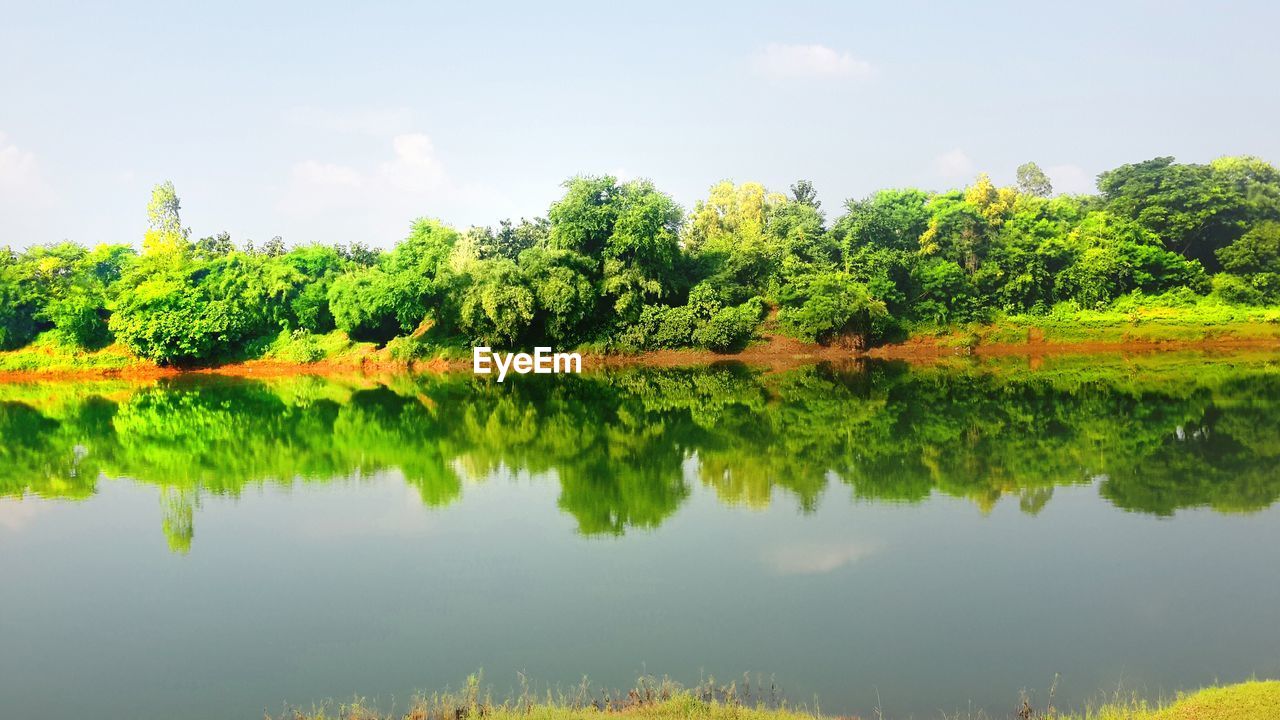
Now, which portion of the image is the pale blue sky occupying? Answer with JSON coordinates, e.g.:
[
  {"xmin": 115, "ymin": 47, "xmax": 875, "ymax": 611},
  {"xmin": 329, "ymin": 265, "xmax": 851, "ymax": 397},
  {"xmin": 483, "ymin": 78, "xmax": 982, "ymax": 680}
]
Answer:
[{"xmin": 2, "ymin": 0, "xmax": 1278, "ymax": 248}]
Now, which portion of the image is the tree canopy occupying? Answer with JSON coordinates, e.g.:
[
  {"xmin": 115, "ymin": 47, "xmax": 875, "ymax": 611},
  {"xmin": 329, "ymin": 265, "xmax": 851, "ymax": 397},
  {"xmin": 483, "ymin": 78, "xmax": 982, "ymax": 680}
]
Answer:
[{"xmin": 3, "ymin": 157, "xmax": 1279, "ymax": 363}]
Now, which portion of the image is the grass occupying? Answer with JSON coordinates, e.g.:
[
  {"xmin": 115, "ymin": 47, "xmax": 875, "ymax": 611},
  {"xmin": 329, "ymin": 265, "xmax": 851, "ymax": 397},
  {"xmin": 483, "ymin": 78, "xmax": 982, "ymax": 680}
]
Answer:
[
  {"xmin": 918, "ymin": 293, "xmax": 1280, "ymax": 349},
  {"xmin": 272, "ymin": 678, "xmax": 1280, "ymax": 720},
  {"xmin": 0, "ymin": 332, "xmax": 140, "ymax": 373},
  {"xmin": 259, "ymin": 329, "xmax": 378, "ymax": 364},
  {"xmin": 284, "ymin": 695, "xmax": 820, "ymax": 720},
  {"xmin": 0, "ymin": 328, "xmax": 432, "ymax": 373},
  {"xmin": 1142, "ymin": 681, "xmax": 1280, "ymax": 720},
  {"xmin": 1056, "ymin": 680, "xmax": 1280, "ymax": 720}
]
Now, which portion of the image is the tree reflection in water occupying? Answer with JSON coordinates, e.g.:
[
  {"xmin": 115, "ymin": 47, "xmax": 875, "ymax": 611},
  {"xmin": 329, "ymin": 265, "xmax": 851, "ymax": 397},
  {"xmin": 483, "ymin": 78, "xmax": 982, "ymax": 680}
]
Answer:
[{"xmin": 2, "ymin": 353, "xmax": 1279, "ymax": 551}]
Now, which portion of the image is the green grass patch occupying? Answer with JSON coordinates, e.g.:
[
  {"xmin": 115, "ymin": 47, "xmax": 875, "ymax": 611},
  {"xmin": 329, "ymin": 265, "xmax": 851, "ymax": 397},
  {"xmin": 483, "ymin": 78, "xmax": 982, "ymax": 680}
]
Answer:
[
  {"xmin": 258, "ymin": 329, "xmax": 377, "ymax": 364},
  {"xmin": 1077, "ymin": 680, "xmax": 1280, "ymax": 720},
  {"xmin": 0, "ymin": 332, "xmax": 139, "ymax": 373},
  {"xmin": 912, "ymin": 293, "xmax": 1280, "ymax": 347}
]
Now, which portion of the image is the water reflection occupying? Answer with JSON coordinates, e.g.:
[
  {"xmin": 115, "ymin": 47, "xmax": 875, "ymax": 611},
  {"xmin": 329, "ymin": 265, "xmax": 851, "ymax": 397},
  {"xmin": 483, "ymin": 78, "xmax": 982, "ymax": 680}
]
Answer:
[{"xmin": 2, "ymin": 353, "xmax": 1279, "ymax": 551}]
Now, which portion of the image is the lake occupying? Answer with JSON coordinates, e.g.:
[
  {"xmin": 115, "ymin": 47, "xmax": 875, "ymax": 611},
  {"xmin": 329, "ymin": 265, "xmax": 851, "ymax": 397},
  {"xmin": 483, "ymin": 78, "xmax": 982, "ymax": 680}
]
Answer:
[{"xmin": 2, "ymin": 353, "xmax": 1279, "ymax": 719}]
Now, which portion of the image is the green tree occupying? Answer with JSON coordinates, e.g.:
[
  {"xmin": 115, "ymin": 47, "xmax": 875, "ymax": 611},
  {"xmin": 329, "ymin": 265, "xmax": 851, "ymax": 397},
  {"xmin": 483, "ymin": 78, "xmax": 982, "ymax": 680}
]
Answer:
[
  {"xmin": 685, "ymin": 181, "xmax": 784, "ymax": 303},
  {"xmin": 142, "ymin": 181, "xmax": 191, "ymax": 257},
  {"xmin": 1016, "ymin": 162, "xmax": 1053, "ymax": 197},
  {"xmin": 1098, "ymin": 156, "xmax": 1280, "ymax": 270},
  {"xmin": 457, "ymin": 258, "xmax": 536, "ymax": 346},
  {"xmin": 777, "ymin": 272, "xmax": 887, "ymax": 344},
  {"xmin": 790, "ymin": 179, "xmax": 821, "ymax": 209},
  {"xmin": 833, "ymin": 188, "xmax": 933, "ymax": 255},
  {"xmin": 518, "ymin": 247, "xmax": 598, "ymax": 344},
  {"xmin": 328, "ymin": 268, "xmax": 404, "ymax": 342},
  {"xmin": 327, "ymin": 219, "xmax": 460, "ymax": 342},
  {"xmin": 549, "ymin": 176, "xmax": 682, "ymax": 323},
  {"xmin": 1218, "ymin": 221, "xmax": 1280, "ymax": 275},
  {"xmin": 0, "ymin": 250, "xmax": 42, "ymax": 349}
]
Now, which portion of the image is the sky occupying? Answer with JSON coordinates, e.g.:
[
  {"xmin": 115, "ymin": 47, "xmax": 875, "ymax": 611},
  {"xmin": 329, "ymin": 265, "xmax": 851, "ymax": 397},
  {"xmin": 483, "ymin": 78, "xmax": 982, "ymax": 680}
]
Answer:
[{"xmin": 2, "ymin": 0, "xmax": 1279, "ymax": 249}]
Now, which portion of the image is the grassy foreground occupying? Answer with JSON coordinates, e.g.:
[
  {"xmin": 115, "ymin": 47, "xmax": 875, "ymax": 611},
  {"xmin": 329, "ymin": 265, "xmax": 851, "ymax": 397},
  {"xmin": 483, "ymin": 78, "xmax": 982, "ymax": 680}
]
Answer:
[
  {"xmin": 906, "ymin": 296, "xmax": 1280, "ymax": 353},
  {"xmin": 280, "ymin": 681, "xmax": 1280, "ymax": 720}
]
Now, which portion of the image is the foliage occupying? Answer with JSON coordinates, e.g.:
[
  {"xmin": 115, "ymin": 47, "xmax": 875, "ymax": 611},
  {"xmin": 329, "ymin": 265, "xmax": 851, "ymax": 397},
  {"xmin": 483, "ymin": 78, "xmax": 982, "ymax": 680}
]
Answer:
[
  {"xmin": 463, "ymin": 217, "xmax": 549, "ymax": 261},
  {"xmin": 5, "ymin": 158, "xmax": 1280, "ymax": 362},
  {"xmin": 108, "ymin": 259, "xmax": 264, "ymax": 364},
  {"xmin": 142, "ymin": 180, "xmax": 191, "ymax": 256},
  {"xmin": 1016, "ymin": 161, "xmax": 1053, "ymax": 197},
  {"xmin": 549, "ymin": 175, "xmax": 684, "ymax": 322},
  {"xmin": 457, "ymin": 258, "xmax": 536, "ymax": 346},
  {"xmin": 777, "ymin": 272, "xmax": 887, "ymax": 343},
  {"xmin": 328, "ymin": 268, "xmax": 404, "ymax": 343},
  {"xmin": 6, "ymin": 357, "xmax": 1280, "ymax": 548},
  {"xmin": 693, "ymin": 297, "xmax": 764, "ymax": 351},
  {"xmin": 1098, "ymin": 156, "xmax": 1280, "ymax": 270}
]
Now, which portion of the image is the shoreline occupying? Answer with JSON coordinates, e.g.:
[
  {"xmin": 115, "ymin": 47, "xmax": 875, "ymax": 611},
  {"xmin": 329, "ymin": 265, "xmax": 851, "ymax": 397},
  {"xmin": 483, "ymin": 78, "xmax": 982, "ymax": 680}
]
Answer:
[
  {"xmin": 274, "ymin": 680, "xmax": 1280, "ymax": 720},
  {"xmin": 3, "ymin": 331, "xmax": 1280, "ymax": 383}
]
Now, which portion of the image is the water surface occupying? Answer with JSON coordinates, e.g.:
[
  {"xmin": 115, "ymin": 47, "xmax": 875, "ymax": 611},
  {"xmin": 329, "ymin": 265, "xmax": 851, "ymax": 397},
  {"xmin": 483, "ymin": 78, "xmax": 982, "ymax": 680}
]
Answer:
[{"xmin": 2, "ymin": 354, "xmax": 1279, "ymax": 718}]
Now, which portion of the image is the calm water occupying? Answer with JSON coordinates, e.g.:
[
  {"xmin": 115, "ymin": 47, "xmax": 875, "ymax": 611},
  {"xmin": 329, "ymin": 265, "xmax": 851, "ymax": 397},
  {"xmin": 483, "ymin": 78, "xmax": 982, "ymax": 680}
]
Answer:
[{"xmin": 2, "ymin": 354, "xmax": 1279, "ymax": 719}]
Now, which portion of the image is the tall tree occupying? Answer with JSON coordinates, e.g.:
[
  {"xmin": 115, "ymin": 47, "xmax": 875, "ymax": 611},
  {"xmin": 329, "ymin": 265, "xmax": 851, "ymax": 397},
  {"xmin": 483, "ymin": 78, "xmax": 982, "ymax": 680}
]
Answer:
[
  {"xmin": 1016, "ymin": 162, "xmax": 1053, "ymax": 197},
  {"xmin": 1098, "ymin": 156, "xmax": 1280, "ymax": 270},
  {"xmin": 790, "ymin": 179, "xmax": 821, "ymax": 209},
  {"xmin": 549, "ymin": 176, "xmax": 682, "ymax": 321},
  {"xmin": 142, "ymin": 181, "xmax": 191, "ymax": 256}
]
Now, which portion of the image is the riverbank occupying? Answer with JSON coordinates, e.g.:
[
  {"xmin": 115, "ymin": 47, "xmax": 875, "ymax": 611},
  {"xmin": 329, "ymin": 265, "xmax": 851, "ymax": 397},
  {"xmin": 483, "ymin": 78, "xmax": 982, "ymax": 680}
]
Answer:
[
  {"xmin": 279, "ymin": 681, "xmax": 1279, "ymax": 720},
  {"xmin": 3, "ymin": 313, "xmax": 1280, "ymax": 383}
]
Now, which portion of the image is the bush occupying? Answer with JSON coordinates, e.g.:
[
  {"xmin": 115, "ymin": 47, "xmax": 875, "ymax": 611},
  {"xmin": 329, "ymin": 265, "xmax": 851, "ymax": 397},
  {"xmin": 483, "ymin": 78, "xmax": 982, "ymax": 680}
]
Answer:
[
  {"xmin": 693, "ymin": 297, "xmax": 763, "ymax": 352},
  {"xmin": 0, "ymin": 285, "xmax": 40, "ymax": 350},
  {"xmin": 1253, "ymin": 272, "xmax": 1280, "ymax": 301},
  {"xmin": 613, "ymin": 304, "xmax": 692, "ymax": 352},
  {"xmin": 290, "ymin": 281, "xmax": 335, "ymax": 333},
  {"xmin": 385, "ymin": 335, "xmax": 432, "ymax": 361},
  {"xmin": 111, "ymin": 295, "xmax": 259, "ymax": 364},
  {"xmin": 109, "ymin": 270, "xmax": 264, "ymax": 365},
  {"xmin": 651, "ymin": 305, "xmax": 697, "ymax": 348},
  {"xmin": 267, "ymin": 330, "xmax": 325, "ymax": 363},
  {"xmin": 1212, "ymin": 274, "xmax": 1265, "ymax": 305},
  {"xmin": 44, "ymin": 290, "xmax": 110, "ymax": 349},
  {"xmin": 779, "ymin": 272, "xmax": 887, "ymax": 344},
  {"xmin": 328, "ymin": 269, "xmax": 407, "ymax": 343},
  {"xmin": 456, "ymin": 259, "xmax": 536, "ymax": 346}
]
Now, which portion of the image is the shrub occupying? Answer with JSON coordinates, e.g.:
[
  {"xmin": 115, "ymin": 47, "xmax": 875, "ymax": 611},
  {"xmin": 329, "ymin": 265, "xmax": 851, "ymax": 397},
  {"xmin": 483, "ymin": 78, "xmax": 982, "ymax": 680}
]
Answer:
[
  {"xmin": 693, "ymin": 297, "xmax": 764, "ymax": 352},
  {"xmin": 328, "ymin": 269, "xmax": 406, "ymax": 343},
  {"xmin": 268, "ymin": 329, "xmax": 325, "ymax": 363},
  {"xmin": 109, "ymin": 271, "xmax": 263, "ymax": 365},
  {"xmin": 1211, "ymin": 274, "xmax": 1265, "ymax": 305},
  {"xmin": 385, "ymin": 335, "xmax": 432, "ymax": 361},
  {"xmin": 290, "ymin": 281, "xmax": 335, "ymax": 333},
  {"xmin": 651, "ymin": 305, "xmax": 697, "ymax": 348},
  {"xmin": 779, "ymin": 273, "xmax": 887, "ymax": 343},
  {"xmin": 43, "ymin": 289, "xmax": 110, "ymax": 349},
  {"xmin": 0, "ymin": 284, "xmax": 40, "ymax": 350}
]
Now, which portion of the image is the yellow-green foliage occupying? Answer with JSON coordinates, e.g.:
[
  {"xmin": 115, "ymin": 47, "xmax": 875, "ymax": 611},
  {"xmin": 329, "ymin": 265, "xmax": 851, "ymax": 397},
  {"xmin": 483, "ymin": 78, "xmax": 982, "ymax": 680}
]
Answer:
[
  {"xmin": 281, "ymin": 683, "xmax": 1280, "ymax": 720},
  {"xmin": 934, "ymin": 292, "xmax": 1280, "ymax": 347},
  {"xmin": 1065, "ymin": 680, "xmax": 1280, "ymax": 720},
  {"xmin": 261, "ymin": 329, "xmax": 372, "ymax": 364},
  {"xmin": 0, "ymin": 332, "xmax": 137, "ymax": 372}
]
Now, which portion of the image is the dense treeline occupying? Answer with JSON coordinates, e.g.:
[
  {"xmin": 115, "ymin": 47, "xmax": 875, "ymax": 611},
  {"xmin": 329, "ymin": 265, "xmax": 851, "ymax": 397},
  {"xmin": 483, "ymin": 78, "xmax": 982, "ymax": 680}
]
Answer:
[
  {"xmin": 3, "ymin": 157, "xmax": 1280, "ymax": 363},
  {"xmin": 4, "ymin": 358, "xmax": 1278, "ymax": 551}
]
